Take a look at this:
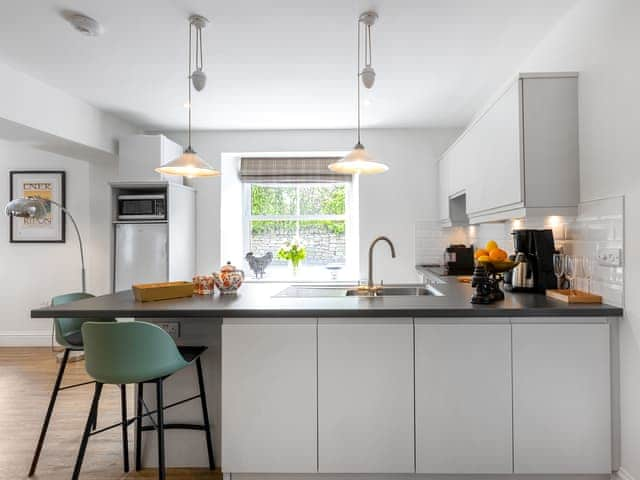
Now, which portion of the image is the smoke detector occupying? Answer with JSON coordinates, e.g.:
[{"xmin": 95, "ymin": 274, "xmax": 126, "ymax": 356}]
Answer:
[{"xmin": 66, "ymin": 13, "xmax": 103, "ymax": 36}]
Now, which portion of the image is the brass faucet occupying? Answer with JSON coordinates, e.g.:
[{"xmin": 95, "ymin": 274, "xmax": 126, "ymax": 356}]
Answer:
[{"xmin": 368, "ymin": 236, "xmax": 396, "ymax": 292}]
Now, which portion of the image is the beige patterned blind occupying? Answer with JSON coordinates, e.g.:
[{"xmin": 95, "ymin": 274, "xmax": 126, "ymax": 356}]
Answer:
[{"xmin": 239, "ymin": 157, "xmax": 351, "ymax": 183}]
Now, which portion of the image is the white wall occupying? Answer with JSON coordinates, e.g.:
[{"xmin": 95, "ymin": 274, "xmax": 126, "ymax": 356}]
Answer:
[
  {"xmin": 165, "ymin": 128, "xmax": 459, "ymax": 283},
  {"xmin": 0, "ymin": 140, "xmax": 90, "ymax": 344},
  {"xmin": 515, "ymin": 0, "xmax": 639, "ymax": 477},
  {"xmin": 0, "ymin": 61, "xmax": 135, "ymax": 160}
]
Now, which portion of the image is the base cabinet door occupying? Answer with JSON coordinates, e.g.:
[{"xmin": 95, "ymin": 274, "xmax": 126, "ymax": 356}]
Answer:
[
  {"xmin": 415, "ymin": 323, "xmax": 513, "ymax": 473},
  {"xmin": 221, "ymin": 319, "xmax": 317, "ymax": 473},
  {"xmin": 513, "ymin": 323, "xmax": 611, "ymax": 474},
  {"xmin": 318, "ymin": 318, "xmax": 414, "ymax": 473}
]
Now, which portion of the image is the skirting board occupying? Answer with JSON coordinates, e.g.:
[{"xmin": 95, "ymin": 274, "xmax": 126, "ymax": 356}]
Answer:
[
  {"xmin": 223, "ymin": 475, "xmax": 614, "ymax": 480},
  {"xmin": 0, "ymin": 331, "xmax": 51, "ymax": 346},
  {"xmin": 618, "ymin": 468, "xmax": 637, "ymax": 480}
]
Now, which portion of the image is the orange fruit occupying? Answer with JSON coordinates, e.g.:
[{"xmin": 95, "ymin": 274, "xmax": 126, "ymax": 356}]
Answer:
[
  {"xmin": 489, "ymin": 248, "xmax": 508, "ymax": 262},
  {"xmin": 478, "ymin": 255, "xmax": 491, "ymax": 262},
  {"xmin": 485, "ymin": 240, "xmax": 498, "ymax": 252},
  {"xmin": 474, "ymin": 248, "xmax": 489, "ymax": 259}
]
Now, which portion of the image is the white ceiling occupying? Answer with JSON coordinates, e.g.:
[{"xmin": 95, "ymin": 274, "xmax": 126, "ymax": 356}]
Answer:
[{"xmin": 0, "ymin": 0, "xmax": 578, "ymax": 131}]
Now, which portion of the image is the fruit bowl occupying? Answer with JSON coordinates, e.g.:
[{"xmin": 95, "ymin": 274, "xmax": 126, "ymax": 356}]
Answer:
[{"xmin": 476, "ymin": 259, "xmax": 519, "ymax": 274}]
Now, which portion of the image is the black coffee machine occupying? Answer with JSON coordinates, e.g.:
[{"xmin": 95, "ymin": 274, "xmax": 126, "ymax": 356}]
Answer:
[{"xmin": 504, "ymin": 229, "xmax": 556, "ymax": 293}]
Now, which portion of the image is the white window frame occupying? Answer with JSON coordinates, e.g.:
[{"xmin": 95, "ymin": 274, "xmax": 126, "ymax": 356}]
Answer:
[{"xmin": 242, "ymin": 181, "xmax": 358, "ymax": 277}]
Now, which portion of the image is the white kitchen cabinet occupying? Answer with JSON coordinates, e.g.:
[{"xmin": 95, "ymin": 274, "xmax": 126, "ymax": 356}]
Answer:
[
  {"xmin": 414, "ymin": 322, "xmax": 513, "ymax": 474},
  {"xmin": 318, "ymin": 318, "xmax": 414, "ymax": 473},
  {"xmin": 438, "ymin": 73, "xmax": 579, "ymax": 224},
  {"xmin": 512, "ymin": 322, "xmax": 611, "ymax": 474},
  {"xmin": 221, "ymin": 318, "xmax": 317, "ymax": 473},
  {"xmin": 437, "ymin": 155, "xmax": 450, "ymax": 224},
  {"xmin": 118, "ymin": 134, "xmax": 184, "ymax": 184}
]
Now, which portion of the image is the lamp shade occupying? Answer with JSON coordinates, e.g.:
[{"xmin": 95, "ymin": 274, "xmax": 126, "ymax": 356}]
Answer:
[
  {"xmin": 5, "ymin": 197, "xmax": 47, "ymax": 218},
  {"xmin": 155, "ymin": 147, "xmax": 220, "ymax": 178},
  {"xmin": 328, "ymin": 144, "xmax": 388, "ymax": 175}
]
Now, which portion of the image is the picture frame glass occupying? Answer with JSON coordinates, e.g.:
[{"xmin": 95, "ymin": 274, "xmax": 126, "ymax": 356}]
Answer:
[{"xmin": 10, "ymin": 171, "xmax": 66, "ymax": 243}]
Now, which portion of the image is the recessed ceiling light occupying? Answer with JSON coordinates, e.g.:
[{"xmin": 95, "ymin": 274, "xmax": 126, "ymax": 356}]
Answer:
[{"xmin": 65, "ymin": 12, "xmax": 104, "ymax": 36}]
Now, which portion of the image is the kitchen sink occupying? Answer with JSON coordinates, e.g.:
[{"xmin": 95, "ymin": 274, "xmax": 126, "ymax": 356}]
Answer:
[
  {"xmin": 275, "ymin": 284, "xmax": 443, "ymax": 298},
  {"xmin": 345, "ymin": 286, "xmax": 439, "ymax": 297}
]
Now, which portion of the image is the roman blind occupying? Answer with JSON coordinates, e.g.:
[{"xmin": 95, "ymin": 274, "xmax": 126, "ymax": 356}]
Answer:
[{"xmin": 239, "ymin": 157, "xmax": 351, "ymax": 183}]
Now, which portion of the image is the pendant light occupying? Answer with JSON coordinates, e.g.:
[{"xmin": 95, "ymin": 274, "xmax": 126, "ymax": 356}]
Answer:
[
  {"xmin": 156, "ymin": 15, "xmax": 220, "ymax": 178},
  {"xmin": 329, "ymin": 11, "xmax": 388, "ymax": 176}
]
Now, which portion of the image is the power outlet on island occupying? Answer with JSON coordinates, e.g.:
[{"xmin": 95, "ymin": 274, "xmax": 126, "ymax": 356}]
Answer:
[{"xmin": 157, "ymin": 321, "xmax": 180, "ymax": 339}]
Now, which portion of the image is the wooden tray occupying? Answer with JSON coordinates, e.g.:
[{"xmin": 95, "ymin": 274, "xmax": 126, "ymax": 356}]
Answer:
[
  {"xmin": 546, "ymin": 289, "xmax": 603, "ymax": 304},
  {"xmin": 132, "ymin": 281, "xmax": 194, "ymax": 302}
]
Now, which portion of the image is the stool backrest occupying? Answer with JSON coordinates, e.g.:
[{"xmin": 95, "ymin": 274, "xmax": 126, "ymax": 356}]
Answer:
[
  {"xmin": 81, "ymin": 321, "xmax": 188, "ymax": 384},
  {"xmin": 51, "ymin": 293, "xmax": 114, "ymax": 348}
]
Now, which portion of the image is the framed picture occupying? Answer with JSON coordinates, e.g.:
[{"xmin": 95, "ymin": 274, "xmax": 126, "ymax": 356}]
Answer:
[{"xmin": 9, "ymin": 171, "xmax": 66, "ymax": 243}]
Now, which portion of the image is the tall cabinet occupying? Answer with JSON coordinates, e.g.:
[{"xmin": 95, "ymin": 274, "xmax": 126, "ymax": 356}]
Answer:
[{"xmin": 111, "ymin": 181, "xmax": 196, "ymax": 292}]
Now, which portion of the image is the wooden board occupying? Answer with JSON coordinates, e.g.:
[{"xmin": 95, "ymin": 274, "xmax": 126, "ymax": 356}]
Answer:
[
  {"xmin": 546, "ymin": 289, "xmax": 602, "ymax": 304},
  {"xmin": 132, "ymin": 281, "xmax": 194, "ymax": 302}
]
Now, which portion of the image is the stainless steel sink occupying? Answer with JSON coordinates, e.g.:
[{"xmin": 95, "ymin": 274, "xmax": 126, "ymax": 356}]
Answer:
[
  {"xmin": 346, "ymin": 286, "xmax": 439, "ymax": 297},
  {"xmin": 275, "ymin": 284, "xmax": 443, "ymax": 298}
]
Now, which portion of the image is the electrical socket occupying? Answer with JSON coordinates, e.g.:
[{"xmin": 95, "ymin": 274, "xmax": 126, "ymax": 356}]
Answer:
[
  {"xmin": 597, "ymin": 247, "xmax": 622, "ymax": 267},
  {"xmin": 156, "ymin": 321, "xmax": 180, "ymax": 339}
]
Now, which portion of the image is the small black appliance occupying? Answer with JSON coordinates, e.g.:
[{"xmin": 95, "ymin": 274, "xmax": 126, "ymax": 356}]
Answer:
[
  {"xmin": 443, "ymin": 244, "xmax": 475, "ymax": 276},
  {"xmin": 504, "ymin": 229, "xmax": 556, "ymax": 293}
]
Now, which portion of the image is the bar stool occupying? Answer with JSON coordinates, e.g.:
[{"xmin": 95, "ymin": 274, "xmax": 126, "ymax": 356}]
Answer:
[
  {"xmin": 28, "ymin": 292, "xmax": 115, "ymax": 477},
  {"xmin": 73, "ymin": 321, "xmax": 215, "ymax": 480}
]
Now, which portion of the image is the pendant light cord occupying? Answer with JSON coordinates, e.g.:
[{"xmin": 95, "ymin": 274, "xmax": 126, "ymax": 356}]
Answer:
[
  {"xmin": 187, "ymin": 22, "xmax": 193, "ymax": 149},
  {"xmin": 356, "ymin": 20, "xmax": 361, "ymax": 146}
]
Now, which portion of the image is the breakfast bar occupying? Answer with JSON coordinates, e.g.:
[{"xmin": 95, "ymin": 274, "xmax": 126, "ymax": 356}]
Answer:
[{"xmin": 31, "ymin": 281, "xmax": 622, "ymax": 478}]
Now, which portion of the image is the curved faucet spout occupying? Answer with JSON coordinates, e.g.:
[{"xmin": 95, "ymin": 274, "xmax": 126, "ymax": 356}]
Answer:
[{"xmin": 368, "ymin": 236, "xmax": 396, "ymax": 291}]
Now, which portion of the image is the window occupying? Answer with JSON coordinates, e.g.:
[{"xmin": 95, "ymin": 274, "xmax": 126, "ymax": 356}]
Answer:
[{"xmin": 243, "ymin": 182, "xmax": 352, "ymax": 271}]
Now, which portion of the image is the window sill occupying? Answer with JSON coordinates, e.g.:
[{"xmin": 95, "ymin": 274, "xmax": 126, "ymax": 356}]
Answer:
[{"xmin": 243, "ymin": 265, "xmax": 358, "ymax": 284}]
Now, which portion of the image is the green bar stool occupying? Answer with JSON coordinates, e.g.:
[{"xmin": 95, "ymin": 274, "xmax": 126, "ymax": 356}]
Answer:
[
  {"xmin": 73, "ymin": 321, "xmax": 215, "ymax": 480},
  {"xmin": 28, "ymin": 292, "xmax": 115, "ymax": 477}
]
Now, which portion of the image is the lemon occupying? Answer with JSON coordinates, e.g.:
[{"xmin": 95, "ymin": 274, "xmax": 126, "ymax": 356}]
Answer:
[
  {"xmin": 478, "ymin": 255, "xmax": 491, "ymax": 262},
  {"xmin": 485, "ymin": 240, "xmax": 498, "ymax": 252}
]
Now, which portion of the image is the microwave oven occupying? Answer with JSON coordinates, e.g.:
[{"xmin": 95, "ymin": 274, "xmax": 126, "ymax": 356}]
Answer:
[{"xmin": 117, "ymin": 194, "xmax": 166, "ymax": 220}]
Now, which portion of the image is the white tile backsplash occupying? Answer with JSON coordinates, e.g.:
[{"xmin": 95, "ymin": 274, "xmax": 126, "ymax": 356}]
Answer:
[{"xmin": 415, "ymin": 196, "xmax": 624, "ymax": 307}]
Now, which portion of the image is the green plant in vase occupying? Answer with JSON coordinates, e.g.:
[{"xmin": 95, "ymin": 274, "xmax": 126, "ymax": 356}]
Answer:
[{"xmin": 278, "ymin": 238, "xmax": 306, "ymax": 276}]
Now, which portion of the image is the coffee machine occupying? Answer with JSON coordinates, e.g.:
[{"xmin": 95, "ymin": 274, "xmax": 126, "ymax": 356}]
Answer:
[{"xmin": 504, "ymin": 229, "xmax": 556, "ymax": 293}]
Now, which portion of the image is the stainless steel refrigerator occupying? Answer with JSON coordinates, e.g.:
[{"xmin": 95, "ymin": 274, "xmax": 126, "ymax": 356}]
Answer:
[{"xmin": 114, "ymin": 223, "xmax": 169, "ymax": 292}]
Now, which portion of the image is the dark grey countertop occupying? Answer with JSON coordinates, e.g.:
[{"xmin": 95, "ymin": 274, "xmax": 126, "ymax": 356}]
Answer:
[{"xmin": 31, "ymin": 280, "xmax": 623, "ymax": 319}]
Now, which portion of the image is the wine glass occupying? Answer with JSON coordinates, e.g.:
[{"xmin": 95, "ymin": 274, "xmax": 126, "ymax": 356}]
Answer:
[
  {"xmin": 564, "ymin": 255, "xmax": 576, "ymax": 292},
  {"xmin": 582, "ymin": 256, "xmax": 594, "ymax": 293},
  {"xmin": 553, "ymin": 253, "xmax": 565, "ymax": 289}
]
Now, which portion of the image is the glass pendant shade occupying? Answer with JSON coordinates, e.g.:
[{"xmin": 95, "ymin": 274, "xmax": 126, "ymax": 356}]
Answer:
[
  {"xmin": 155, "ymin": 147, "xmax": 220, "ymax": 178},
  {"xmin": 328, "ymin": 143, "xmax": 388, "ymax": 175}
]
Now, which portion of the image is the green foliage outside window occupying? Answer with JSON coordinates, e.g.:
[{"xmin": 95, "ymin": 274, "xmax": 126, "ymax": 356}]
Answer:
[{"xmin": 250, "ymin": 184, "xmax": 346, "ymax": 235}]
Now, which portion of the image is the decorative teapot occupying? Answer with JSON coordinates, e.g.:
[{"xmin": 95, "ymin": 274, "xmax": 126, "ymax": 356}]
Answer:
[{"xmin": 212, "ymin": 261, "xmax": 244, "ymax": 294}]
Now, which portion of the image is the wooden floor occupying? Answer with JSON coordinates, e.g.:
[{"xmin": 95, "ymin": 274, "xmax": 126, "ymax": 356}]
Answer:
[{"xmin": 0, "ymin": 348, "xmax": 221, "ymax": 480}]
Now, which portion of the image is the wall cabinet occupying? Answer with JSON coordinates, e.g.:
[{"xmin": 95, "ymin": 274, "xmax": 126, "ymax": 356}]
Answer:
[
  {"xmin": 118, "ymin": 134, "xmax": 184, "ymax": 184},
  {"xmin": 512, "ymin": 322, "xmax": 611, "ymax": 474},
  {"xmin": 438, "ymin": 73, "xmax": 579, "ymax": 224},
  {"xmin": 415, "ymin": 322, "xmax": 513, "ymax": 473},
  {"xmin": 317, "ymin": 318, "xmax": 414, "ymax": 473},
  {"xmin": 221, "ymin": 319, "xmax": 317, "ymax": 473}
]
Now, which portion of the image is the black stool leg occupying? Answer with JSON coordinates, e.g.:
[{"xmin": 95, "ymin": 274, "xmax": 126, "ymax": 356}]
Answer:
[
  {"xmin": 195, "ymin": 357, "xmax": 215, "ymax": 470},
  {"xmin": 120, "ymin": 384, "xmax": 130, "ymax": 472},
  {"xmin": 156, "ymin": 379, "xmax": 166, "ymax": 480},
  {"xmin": 135, "ymin": 383, "xmax": 143, "ymax": 471},
  {"xmin": 72, "ymin": 382, "xmax": 103, "ymax": 480},
  {"xmin": 28, "ymin": 348, "xmax": 70, "ymax": 477}
]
